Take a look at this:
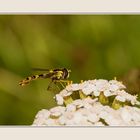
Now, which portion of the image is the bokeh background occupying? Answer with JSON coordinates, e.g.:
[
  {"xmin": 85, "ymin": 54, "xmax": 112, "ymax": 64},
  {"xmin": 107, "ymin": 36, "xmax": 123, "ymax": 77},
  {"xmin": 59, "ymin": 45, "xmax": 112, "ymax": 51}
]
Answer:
[{"xmin": 0, "ymin": 15, "xmax": 140, "ymax": 125}]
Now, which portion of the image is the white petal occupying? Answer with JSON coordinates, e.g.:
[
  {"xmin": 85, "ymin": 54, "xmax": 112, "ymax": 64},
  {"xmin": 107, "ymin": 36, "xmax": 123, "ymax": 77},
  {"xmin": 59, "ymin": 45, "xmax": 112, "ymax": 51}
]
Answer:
[
  {"xmin": 116, "ymin": 95, "xmax": 126, "ymax": 102},
  {"xmin": 120, "ymin": 108, "xmax": 132, "ymax": 123},
  {"xmin": 87, "ymin": 114, "xmax": 99, "ymax": 123},
  {"xmin": 50, "ymin": 106, "xmax": 65, "ymax": 117},
  {"xmin": 104, "ymin": 90, "xmax": 111, "ymax": 97},
  {"xmin": 93, "ymin": 91, "xmax": 100, "ymax": 96},
  {"xmin": 55, "ymin": 94, "xmax": 64, "ymax": 105},
  {"xmin": 66, "ymin": 104, "xmax": 76, "ymax": 112}
]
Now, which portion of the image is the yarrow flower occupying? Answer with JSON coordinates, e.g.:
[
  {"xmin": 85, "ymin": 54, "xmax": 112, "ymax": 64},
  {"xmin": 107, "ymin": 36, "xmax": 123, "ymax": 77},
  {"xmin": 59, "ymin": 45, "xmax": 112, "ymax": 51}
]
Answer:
[
  {"xmin": 55, "ymin": 79, "xmax": 139, "ymax": 107},
  {"xmin": 32, "ymin": 79, "xmax": 140, "ymax": 126},
  {"xmin": 33, "ymin": 98, "xmax": 140, "ymax": 126}
]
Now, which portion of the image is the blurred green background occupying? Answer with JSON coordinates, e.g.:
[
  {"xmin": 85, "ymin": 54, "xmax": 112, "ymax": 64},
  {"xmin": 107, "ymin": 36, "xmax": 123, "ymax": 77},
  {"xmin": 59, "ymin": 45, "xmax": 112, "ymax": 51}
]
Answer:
[{"xmin": 0, "ymin": 15, "xmax": 140, "ymax": 125}]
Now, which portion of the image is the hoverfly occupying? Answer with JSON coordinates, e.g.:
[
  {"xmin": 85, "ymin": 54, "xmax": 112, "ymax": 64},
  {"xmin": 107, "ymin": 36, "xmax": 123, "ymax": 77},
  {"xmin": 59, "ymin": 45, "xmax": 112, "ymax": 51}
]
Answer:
[{"xmin": 19, "ymin": 68, "xmax": 71, "ymax": 90}]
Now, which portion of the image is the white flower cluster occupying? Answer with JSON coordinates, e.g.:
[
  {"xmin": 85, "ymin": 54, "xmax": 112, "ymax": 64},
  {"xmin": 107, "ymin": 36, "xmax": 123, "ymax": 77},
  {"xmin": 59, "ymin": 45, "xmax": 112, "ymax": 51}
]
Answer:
[
  {"xmin": 33, "ymin": 97, "xmax": 140, "ymax": 126},
  {"xmin": 32, "ymin": 79, "xmax": 140, "ymax": 126},
  {"xmin": 55, "ymin": 79, "xmax": 139, "ymax": 105}
]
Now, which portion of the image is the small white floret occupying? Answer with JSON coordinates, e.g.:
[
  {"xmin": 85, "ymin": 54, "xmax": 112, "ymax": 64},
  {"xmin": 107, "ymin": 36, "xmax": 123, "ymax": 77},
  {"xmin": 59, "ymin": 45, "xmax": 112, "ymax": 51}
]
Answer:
[
  {"xmin": 55, "ymin": 94, "xmax": 64, "ymax": 105},
  {"xmin": 50, "ymin": 106, "xmax": 65, "ymax": 117}
]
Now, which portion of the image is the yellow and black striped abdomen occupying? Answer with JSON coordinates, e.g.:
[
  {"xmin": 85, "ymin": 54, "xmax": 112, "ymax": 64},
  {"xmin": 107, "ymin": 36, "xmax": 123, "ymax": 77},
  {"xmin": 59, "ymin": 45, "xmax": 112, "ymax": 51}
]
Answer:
[{"xmin": 19, "ymin": 73, "xmax": 53, "ymax": 86}]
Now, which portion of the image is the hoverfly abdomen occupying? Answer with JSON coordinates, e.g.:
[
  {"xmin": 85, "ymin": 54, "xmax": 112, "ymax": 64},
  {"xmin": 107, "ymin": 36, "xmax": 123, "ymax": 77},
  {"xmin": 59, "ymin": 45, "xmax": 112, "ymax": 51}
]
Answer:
[{"xmin": 19, "ymin": 73, "xmax": 51, "ymax": 86}]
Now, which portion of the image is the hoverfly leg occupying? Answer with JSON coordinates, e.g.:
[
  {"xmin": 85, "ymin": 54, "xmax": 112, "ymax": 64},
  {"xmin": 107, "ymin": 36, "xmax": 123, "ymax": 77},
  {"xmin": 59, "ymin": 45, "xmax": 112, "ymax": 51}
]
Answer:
[
  {"xmin": 53, "ymin": 80, "xmax": 61, "ymax": 91},
  {"xmin": 47, "ymin": 80, "xmax": 61, "ymax": 91},
  {"xmin": 53, "ymin": 80, "xmax": 65, "ymax": 90},
  {"xmin": 59, "ymin": 81, "xmax": 66, "ymax": 89},
  {"xmin": 59, "ymin": 80, "xmax": 73, "ymax": 86},
  {"xmin": 47, "ymin": 81, "xmax": 53, "ymax": 91}
]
